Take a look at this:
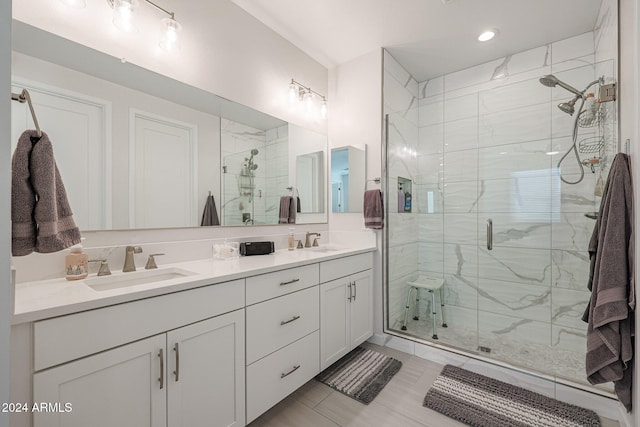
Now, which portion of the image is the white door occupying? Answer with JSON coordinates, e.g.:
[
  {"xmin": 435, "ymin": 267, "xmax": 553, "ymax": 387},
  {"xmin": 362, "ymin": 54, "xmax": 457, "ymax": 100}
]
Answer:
[
  {"xmin": 131, "ymin": 111, "xmax": 196, "ymax": 228},
  {"xmin": 350, "ymin": 270, "xmax": 374, "ymax": 347},
  {"xmin": 11, "ymin": 82, "xmax": 109, "ymax": 230},
  {"xmin": 33, "ymin": 335, "xmax": 166, "ymax": 427},
  {"xmin": 320, "ymin": 278, "xmax": 350, "ymax": 370},
  {"xmin": 166, "ymin": 310, "xmax": 245, "ymax": 427}
]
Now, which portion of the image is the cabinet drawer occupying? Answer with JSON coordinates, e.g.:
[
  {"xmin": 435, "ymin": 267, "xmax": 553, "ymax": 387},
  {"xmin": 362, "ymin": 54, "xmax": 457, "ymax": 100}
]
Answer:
[
  {"xmin": 246, "ymin": 286, "xmax": 319, "ymax": 364},
  {"xmin": 246, "ymin": 263, "xmax": 319, "ymax": 305},
  {"xmin": 34, "ymin": 279, "xmax": 244, "ymax": 371},
  {"xmin": 246, "ymin": 331, "xmax": 319, "ymax": 423},
  {"xmin": 320, "ymin": 252, "xmax": 373, "ymax": 283}
]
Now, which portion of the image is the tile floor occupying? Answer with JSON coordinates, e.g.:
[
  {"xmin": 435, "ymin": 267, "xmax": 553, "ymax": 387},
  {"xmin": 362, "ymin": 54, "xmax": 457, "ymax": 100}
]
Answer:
[{"xmin": 248, "ymin": 342, "xmax": 620, "ymax": 427}]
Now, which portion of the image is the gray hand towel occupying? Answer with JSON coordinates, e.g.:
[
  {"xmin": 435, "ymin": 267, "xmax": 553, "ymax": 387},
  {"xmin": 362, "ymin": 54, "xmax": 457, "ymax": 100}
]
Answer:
[
  {"xmin": 201, "ymin": 193, "xmax": 220, "ymax": 226},
  {"xmin": 364, "ymin": 189, "xmax": 383, "ymax": 229},
  {"xmin": 12, "ymin": 130, "xmax": 81, "ymax": 256},
  {"xmin": 582, "ymin": 153, "xmax": 634, "ymax": 411},
  {"xmin": 278, "ymin": 196, "xmax": 292, "ymax": 224}
]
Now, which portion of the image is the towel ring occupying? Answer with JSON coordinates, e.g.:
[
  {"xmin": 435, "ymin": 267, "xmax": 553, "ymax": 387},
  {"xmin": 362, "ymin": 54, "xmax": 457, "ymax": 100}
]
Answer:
[{"xmin": 364, "ymin": 177, "xmax": 381, "ymax": 192}]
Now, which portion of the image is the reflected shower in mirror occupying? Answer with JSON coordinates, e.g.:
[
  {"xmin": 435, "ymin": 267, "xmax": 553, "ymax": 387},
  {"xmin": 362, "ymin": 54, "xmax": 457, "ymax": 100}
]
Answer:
[{"xmin": 331, "ymin": 145, "xmax": 366, "ymax": 213}]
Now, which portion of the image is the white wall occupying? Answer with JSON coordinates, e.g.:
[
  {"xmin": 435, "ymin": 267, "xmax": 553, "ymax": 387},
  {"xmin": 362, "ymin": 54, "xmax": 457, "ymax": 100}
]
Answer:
[
  {"xmin": 0, "ymin": 2, "xmax": 11, "ymax": 426},
  {"xmin": 328, "ymin": 49, "xmax": 384, "ymax": 337},
  {"xmin": 619, "ymin": 0, "xmax": 638, "ymax": 424}
]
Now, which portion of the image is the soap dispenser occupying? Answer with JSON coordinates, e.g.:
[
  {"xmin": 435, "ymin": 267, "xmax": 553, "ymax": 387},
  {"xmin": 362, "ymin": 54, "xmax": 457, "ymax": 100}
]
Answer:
[
  {"xmin": 65, "ymin": 244, "xmax": 88, "ymax": 281},
  {"xmin": 288, "ymin": 227, "xmax": 295, "ymax": 251}
]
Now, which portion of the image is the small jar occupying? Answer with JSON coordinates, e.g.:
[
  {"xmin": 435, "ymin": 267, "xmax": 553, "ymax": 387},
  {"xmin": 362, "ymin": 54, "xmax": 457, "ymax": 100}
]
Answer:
[{"xmin": 65, "ymin": 245, "xmax": 88, "ymax": 280}]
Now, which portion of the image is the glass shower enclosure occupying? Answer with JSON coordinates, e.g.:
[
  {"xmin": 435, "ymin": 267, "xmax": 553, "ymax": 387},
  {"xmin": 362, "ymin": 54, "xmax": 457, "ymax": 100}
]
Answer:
[{"xmin": 383, "ymin": 1, "xmax": 618, "ymax": 391}]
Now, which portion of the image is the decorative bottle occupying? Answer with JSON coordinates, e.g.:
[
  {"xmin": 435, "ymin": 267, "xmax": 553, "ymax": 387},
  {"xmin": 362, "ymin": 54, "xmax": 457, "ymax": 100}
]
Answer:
[
  {"xmin": 288, "ymin": 227, "xmax": 295, "ymax": 251},
  {"xmin": 65, "ymin": 245, "xmax": 88, "ymax": 281}
]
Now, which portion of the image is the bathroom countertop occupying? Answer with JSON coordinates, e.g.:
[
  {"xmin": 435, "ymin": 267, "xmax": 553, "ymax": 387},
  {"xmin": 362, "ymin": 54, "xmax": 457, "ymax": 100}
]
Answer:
[{"xmin": 13, "ymin": 244, "xmax": 376, "ymax": 324}]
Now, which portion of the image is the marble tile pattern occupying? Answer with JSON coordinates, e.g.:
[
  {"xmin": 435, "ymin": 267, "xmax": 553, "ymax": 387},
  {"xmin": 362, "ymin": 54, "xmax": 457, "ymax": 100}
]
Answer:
[{"xmin": 384, "ymin": 17, "xmax": 619, "ymax": 389}]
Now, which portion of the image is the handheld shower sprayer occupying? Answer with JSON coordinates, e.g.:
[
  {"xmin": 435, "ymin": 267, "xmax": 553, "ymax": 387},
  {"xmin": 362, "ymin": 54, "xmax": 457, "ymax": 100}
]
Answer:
[
  {"xmin": 539, "ymin": 75, "xmax": 605, "ymax": 116},
  {"xmin": 539, "ymin": 74, "xmax": 607, "ymax": 185},
  {"xmin": 539, "ymin": 75, "xmax": 583, "ymax": 97}
]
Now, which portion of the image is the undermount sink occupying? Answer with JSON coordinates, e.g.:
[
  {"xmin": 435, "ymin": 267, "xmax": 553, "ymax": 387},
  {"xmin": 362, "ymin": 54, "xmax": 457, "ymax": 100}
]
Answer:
[
  {"xmin": 306, "ymin": 246, "xmax": 342, "ymax": 253},
  {"xmin": 85, "ymin": 267, "xmax": 197, "ymax": 292}
]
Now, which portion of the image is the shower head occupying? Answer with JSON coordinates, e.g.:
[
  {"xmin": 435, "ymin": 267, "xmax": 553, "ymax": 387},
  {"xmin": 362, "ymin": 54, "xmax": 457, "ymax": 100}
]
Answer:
[
  {"xmin": 250, "ymin": 149, "xmax": 259, "ymax": 155},
  {"xmin": 558, "ymin": 96, "xmax": 579, "ymax": 116},
  {"xmin": 539, "ymin": 74, "xmax": 583, "ymax": 98}
]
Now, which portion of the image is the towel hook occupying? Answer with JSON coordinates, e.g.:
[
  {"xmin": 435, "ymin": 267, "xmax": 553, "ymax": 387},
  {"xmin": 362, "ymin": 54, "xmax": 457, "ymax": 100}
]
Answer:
[{"xmin": 11, "ymin": 89, "xmax": 42, "ymax": 138}]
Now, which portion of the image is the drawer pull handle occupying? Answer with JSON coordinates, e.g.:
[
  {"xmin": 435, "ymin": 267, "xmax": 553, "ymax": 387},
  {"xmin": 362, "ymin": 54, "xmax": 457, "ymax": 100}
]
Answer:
[
  {"xmin": 158, "ymin": 348, "xmax": 164, "ymax": 390},
  {"xmin": 280, "ymin": 315, "xmax": 301, "ymax": 325},
  {"xmin": 353, "ymin": 281, "xmax": 357, "ymax": 301},
  {"xmin": 348, "ymin": 282, "xmax": 353, "ymax": 302},
  {"xmin": 280, "ymin": 364, "xmax": 301, "ymax": 379},
  {"xmin": 173, "ymin": 343, "xmax": 180, "ymax": 382},
  {"xmin": 280, "ymin": 278, "xmax": 300, "ymax": 286}
]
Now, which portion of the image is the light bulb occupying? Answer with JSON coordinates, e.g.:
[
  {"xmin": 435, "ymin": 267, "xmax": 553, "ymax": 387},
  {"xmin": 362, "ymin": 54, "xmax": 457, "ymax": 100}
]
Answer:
[
  {"xmin": 320, "ymin": 98, "xmax": 327, "ymax": 119},
  {"xmin": 304, "ymin": 90, "xmax": 313, "ymax": 112},
  {"xmin": 113, "ymin": 0, "xmax": 138, "ymax": 33},
  {"xmin": 159, "ymin": 18, "xmax": 182, "ymax": 52},
  {"xmin": 289, "ymin": 81, "xmax": 298, "ymax": 104}
]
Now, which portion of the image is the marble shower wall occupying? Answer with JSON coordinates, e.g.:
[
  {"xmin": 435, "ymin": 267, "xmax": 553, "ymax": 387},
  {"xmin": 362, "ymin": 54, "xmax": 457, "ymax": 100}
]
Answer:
[
  {"xmin": 264, "ymin": 125, "xmax": 289, "ymax": 225},
  {"xmin": 221, "ymin": 120, "xmax": 288, "ymax": 226},
  {"xmin": 385, "ymin": 0, "xmax": 618, "ymax": 381},
  {"xmin": 383, "ymin": 51, "xmax": 420, "ymax": 328}
]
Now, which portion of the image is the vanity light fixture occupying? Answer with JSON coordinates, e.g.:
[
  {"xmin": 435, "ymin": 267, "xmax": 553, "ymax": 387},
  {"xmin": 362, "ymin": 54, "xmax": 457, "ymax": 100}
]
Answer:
[
  {"xmin": 288, "ymin": 79, "xmax": 328, "ymax": 119},
  {"xmin": 106, "ymin": 0, "xmax": 182, "ymax": 52}
]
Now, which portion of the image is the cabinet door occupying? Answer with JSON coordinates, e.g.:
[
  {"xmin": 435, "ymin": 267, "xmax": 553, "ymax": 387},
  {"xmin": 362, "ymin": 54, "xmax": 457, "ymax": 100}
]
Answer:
[
  {"xmin": 166, "ymin": 310, "xmax": 245, "ymax": 427},
  {"xmin": 320, "ymin": 278, "xmax": 350, "ymax": 370},
  {"xmin": 33, "ymin": 334, "xmax": 166, "ymax": 427},
  {"xmin": 350, "ymin": 269, "xmax": 373, "ymax": 347}
]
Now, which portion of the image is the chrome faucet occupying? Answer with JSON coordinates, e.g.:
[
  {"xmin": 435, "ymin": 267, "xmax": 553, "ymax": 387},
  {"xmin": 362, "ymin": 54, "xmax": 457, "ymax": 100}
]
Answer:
[
  {"xmin": 304, "ymin": 232, "xmax": 321, "ymax": 248},
  {"xmin": 123, "ymin": 246, "xmax": 143, "ymax": 272}
]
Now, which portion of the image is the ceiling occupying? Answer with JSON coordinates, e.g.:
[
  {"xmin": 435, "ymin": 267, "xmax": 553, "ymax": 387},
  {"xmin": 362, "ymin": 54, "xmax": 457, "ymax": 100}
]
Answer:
[{"xmin": 232, "ymin": 0, "xmax": 603, "ymax": 81}]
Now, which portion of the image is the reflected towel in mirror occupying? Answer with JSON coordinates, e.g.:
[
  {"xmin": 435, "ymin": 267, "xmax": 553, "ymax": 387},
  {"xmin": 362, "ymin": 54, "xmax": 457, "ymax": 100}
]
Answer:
[{"xmin": 201, "ymin": 192, "xmax": 220, "ymax": 226}]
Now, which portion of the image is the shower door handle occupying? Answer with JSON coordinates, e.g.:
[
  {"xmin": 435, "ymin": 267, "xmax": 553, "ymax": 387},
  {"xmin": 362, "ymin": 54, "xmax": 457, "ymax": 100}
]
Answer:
[{"xmin": 486, "ymin": 219, "xmax": 493, "ymax": 251}]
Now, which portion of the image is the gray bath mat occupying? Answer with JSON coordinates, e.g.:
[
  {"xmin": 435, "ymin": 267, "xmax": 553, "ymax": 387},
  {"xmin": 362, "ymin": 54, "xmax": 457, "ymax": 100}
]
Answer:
[
  {"xmin": 424, "ymin": 365, "xmax": 601, "ymax": 427},
  {"xmin": 315, "ymin": 346, "xmax": 402, "ymax": 404}
]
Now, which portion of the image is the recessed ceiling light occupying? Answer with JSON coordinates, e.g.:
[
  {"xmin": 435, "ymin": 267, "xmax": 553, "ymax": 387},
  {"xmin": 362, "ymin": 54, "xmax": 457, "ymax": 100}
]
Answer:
[{"xmin": 478, "ymin": 30, "xmax": 497, "ymax": 42}]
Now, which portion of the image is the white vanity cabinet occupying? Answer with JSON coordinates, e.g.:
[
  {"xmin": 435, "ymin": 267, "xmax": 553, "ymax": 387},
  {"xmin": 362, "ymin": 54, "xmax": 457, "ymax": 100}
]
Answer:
[
  {"xmin": 320, "ymin": 253, "xmax": 374, "ymax": 370},
  {"xmin": 32, "ymin": 280, "xmax": 246, "ymax": 427},
  {"xmin": 34, "ymin": 334, "xmax": 167, "ymax": 427},
  {"xmin": 245, "ymin": 264, "xmax": 321, "ymax": 423}
]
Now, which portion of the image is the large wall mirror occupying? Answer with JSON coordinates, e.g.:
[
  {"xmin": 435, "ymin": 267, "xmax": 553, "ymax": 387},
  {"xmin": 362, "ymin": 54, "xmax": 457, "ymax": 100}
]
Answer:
[{"xmin": 11, "ymin": 21, "xmax": 328, "ymax": 230}]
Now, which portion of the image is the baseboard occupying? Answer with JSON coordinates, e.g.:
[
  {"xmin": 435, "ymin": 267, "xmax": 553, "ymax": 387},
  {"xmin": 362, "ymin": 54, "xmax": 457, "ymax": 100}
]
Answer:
[{"xmin": 367, "ymin": 333, "xmax": 389, "ymax": 346}]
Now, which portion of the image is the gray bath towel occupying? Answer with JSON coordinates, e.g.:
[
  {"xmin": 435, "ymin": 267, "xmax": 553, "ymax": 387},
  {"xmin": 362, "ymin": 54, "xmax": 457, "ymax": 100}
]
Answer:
[
  {"xmin": 200, "ymin": 192, "xmax": 220, "ymax": 226},
  {"xmin": 12, "ymin": 130, "xmax": 81, "ymax": 256},
  {"xmin": 364, "ymin": 189, "xmax": 383, "ymax": 229},
  {"xmin": 582, "ymin": 153, "xmax": 634, "ymax": 411},
  {"xmin": 278, "ymin": 196, "xmax": 295, "ymax": 224}
]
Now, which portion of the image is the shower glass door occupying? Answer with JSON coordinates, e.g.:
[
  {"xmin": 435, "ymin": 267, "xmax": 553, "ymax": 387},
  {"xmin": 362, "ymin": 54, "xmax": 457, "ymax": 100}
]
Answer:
[{"xmin": 384, "ymin": 0, "xmax": 618, "ymax": 387}]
